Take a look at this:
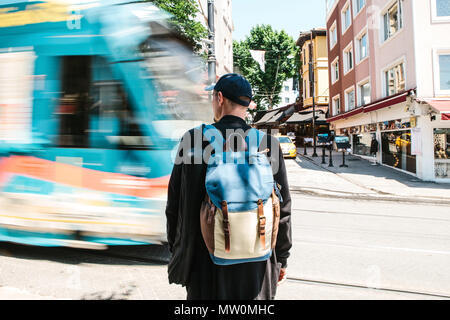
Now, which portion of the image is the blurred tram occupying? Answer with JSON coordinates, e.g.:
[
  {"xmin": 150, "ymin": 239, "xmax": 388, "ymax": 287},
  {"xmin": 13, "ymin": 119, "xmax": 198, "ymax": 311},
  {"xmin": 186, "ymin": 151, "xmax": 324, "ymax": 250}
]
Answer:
[{"xmin": 0, "ymin": 0, "xmax": 212, "ymax": 248}]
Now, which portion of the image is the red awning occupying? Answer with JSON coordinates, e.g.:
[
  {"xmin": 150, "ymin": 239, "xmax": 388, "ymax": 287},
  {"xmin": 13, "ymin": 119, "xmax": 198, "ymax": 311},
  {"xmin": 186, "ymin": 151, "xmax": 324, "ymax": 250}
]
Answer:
[
  {"xmin": 326, "ymin": 90, "xmax": 411, "ymax": 123},
  {"xmin": 424, "ymin": 100, "xmax": 450, "ymax": 120}
]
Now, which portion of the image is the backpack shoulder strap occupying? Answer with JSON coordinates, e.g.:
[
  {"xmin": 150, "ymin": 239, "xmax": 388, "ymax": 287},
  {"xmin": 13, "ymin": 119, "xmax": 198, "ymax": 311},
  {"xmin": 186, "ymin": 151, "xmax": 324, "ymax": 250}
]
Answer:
[
  {"xmin": 203, "ymin": 124, "xmax": 224, "ymax": 153},
  {"xmin": 246, "ymin": 128, "xmax": 265, "ymax": 155}
]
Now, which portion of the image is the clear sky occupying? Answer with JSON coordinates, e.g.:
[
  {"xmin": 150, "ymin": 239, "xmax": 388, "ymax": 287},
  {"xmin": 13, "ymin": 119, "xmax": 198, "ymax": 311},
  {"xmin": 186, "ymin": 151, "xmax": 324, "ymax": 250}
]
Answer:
[{"xmin": 232, "ymin": 0, "xmax": 326, "ymax": 42}]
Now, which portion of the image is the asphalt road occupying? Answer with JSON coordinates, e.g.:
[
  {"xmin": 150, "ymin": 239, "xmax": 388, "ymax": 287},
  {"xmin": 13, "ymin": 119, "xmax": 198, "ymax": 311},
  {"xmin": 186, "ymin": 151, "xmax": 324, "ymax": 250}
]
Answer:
[{"xmin": 0, "ymin": 159, "xmax": 449, "ymax": 300}]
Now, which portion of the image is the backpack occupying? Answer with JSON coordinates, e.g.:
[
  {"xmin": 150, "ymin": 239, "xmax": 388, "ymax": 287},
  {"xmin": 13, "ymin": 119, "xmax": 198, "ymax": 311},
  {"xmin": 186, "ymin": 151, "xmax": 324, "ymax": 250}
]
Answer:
[{"xmin": 199, "ymin": 124, "xmax": 281, "ymax": 265}]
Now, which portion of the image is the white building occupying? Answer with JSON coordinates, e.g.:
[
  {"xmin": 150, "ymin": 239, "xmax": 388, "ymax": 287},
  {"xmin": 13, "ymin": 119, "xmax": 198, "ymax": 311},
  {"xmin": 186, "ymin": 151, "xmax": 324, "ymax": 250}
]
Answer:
[
  {"xmin": 275, "ymin": 78, "xmax": 299, "ymax": 108},
  {"xmin": 196, "ymin": 0, "xmax": 234, "ymax": 77},
  {"xmin": 411, "ymin": 0, "xmax": 450, "ymax": 182}
]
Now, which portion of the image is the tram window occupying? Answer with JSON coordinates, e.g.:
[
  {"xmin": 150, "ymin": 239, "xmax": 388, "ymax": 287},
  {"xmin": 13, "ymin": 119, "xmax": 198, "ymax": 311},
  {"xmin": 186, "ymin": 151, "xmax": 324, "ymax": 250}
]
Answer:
[
  {"xmin": 56, "ymin": 56, "xmax": 91, "ymax": 147},
  {"xmin": 90, "ymin": 81, "xmax": 151, "ymax": 149},
  {"xmin": 54, "ymin": 56, "xmax": 150, "ymax": 149}
]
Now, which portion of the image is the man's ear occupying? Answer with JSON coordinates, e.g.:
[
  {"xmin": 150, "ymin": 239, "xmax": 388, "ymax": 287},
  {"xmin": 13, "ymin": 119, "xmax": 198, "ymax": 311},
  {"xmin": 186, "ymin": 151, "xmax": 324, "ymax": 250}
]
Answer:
[{"xmin": 217, "ymin": 91, "xmax": 224, "ymax": 105}]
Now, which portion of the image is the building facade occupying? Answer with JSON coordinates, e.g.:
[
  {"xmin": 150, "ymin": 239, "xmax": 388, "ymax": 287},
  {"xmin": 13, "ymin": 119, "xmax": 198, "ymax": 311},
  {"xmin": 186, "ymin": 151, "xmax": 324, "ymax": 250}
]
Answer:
[
  {"xmin": 281, "ymin": 29, "xmax": 330, "ymax": 146},
  {"xmin": 326, "ymin": 0, "xmax": 450, "ymax": 182},
  {"xmin": 196, "ymin": 0, "xmax": 234, "ymax": 77},
  {"xmin": 275, "ymin": 78, "xmax": 299, "ymax": 108},
  {"xmin": 298, "ymin": 29, "xmax": 330, "ymax": 110}
]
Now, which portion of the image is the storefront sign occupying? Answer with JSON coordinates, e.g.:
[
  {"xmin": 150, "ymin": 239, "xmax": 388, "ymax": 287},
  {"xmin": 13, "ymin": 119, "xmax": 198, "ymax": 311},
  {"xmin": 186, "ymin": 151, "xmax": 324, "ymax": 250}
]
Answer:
[
  {"xmin": 349, "ymin": 126, "xmax": 361, "ymax": 134},
  {"xmin": 411, "ymin": 127, "xmax": 421, "ymax": 155},
  {"xmin": 317, "ymin": 133, "xmax": 329, "ymax": 145},
  {"xmin": 363, "ymin": 124, "xmax": 377, "ymax": 133},
  {"xmin": 335, "ymin": 136, "xmax": 350, "ymax": 150},
  {"xmin": 379, "ymin": 119, "xmax": 411, "ymax": 131}
]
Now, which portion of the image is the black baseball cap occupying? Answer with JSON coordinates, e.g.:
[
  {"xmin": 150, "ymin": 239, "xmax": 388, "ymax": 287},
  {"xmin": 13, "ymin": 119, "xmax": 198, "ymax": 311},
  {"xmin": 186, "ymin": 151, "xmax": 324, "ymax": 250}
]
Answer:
[{"xmin": 205, "ymin": 73, "xmax": 253, "ymax": 107}]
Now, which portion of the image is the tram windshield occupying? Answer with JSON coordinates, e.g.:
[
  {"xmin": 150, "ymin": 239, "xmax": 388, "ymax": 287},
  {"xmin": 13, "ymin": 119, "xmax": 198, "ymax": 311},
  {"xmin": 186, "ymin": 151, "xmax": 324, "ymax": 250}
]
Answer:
[{"xmin": 139, "ymin": 21, "xmax": 213, "ymax": 140}]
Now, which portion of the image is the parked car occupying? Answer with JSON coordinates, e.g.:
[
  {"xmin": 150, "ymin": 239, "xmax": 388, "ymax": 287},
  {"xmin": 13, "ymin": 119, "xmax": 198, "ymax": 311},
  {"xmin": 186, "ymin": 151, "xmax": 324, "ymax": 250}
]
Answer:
[{"xmin": 277, "ymin": 136, "xmax": 297, "ymax": 159}]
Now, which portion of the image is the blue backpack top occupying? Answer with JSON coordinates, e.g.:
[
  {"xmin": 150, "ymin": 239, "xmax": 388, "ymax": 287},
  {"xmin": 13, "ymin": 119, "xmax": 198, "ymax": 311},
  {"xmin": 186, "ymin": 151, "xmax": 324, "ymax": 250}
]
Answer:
[{"xmin": 203, "ymin": 125, "xmax": 274, "ymax": 212}]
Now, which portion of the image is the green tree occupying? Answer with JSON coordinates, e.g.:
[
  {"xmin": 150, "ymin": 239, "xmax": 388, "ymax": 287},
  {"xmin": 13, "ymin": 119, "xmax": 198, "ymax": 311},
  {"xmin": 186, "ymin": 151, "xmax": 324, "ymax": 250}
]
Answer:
[
  {"xmin": 149, "ymin": 0, "xmax": 208, "ymax": 53},
  {"xmin": 233, "ymin": 25, "xmax": 297, "ymax": 111}
]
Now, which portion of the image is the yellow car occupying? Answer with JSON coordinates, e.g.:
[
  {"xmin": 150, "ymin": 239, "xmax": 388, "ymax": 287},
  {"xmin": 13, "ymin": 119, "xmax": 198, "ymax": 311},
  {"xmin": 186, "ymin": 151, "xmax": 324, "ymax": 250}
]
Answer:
[{"xmin": 278, "ymin": 136, "xmax": 297, "ymax": 158}]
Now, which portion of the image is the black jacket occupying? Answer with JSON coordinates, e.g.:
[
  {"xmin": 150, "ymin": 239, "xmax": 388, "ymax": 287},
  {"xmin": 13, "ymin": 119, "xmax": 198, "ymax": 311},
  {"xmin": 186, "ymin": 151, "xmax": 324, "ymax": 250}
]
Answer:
[{"xmin": 165, "ymin": 115, "xmax": 292, "ymax": 299}]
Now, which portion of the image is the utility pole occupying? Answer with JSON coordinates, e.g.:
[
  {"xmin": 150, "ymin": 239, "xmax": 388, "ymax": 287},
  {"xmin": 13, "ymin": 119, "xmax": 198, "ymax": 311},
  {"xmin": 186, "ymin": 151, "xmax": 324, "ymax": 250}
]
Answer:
[
  {"xmin": 309, "ymin": 29, "xmax": 318, "ymax": 157},
  {"xmin": 207, "ymin": 0, "xmax": 216, "ymax": 86}
]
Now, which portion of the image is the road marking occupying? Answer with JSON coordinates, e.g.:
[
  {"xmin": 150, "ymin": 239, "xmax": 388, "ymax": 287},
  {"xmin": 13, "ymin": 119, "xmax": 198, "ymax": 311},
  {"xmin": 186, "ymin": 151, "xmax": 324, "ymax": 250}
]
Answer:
[
  {"xmin": 293, "ymin": 208, "xmax": 450, "ymax": 223},
  {"xmin": 295, "ymin": 238, "xmax": 450, "ymax": 255}
]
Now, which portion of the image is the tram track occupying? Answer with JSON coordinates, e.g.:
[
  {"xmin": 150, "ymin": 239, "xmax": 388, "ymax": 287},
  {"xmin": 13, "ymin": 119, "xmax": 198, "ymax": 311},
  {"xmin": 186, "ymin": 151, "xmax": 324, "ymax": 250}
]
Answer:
[
  {"xmin": 2, "ymin": 242, "xmax": 448, "ymax": 299},
  {"xmin": 70, "ymin": 247, "xmax": 450, "ymax": 299},
  {"xmin": 286, "ymin": 276, "xmax": 450, "ymax": 299}
]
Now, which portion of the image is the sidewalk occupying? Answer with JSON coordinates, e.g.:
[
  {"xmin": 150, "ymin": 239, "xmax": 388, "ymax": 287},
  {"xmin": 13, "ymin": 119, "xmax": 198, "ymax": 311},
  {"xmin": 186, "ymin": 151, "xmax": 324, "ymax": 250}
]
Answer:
[{"xmin": 294, "ymin": 147, "xmax": 450, "ymax": 204}]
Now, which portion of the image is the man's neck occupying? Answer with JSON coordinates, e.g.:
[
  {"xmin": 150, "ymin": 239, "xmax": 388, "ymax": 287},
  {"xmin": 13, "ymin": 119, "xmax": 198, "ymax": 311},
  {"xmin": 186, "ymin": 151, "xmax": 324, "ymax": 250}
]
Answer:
[{"xmin": 221, "ymin": 109, "xmax": 247, "ymax": 121}]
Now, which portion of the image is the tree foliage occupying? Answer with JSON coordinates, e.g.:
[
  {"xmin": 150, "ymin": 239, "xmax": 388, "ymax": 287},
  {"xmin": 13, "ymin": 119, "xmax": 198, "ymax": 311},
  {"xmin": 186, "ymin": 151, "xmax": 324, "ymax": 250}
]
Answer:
[
  {"xmin": 149, "ymin": 0, "xmax": 208, "ymax": 53},
  {"xmin": 233, "ymin": 25, "xmax": 297, "ymax": 111}
]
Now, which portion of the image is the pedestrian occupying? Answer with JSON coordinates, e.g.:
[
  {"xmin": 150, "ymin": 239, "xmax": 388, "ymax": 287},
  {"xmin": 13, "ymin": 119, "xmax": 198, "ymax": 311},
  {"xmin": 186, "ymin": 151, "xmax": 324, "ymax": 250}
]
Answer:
[
  {"xmin": 370, "ymin": 134, "xmax": 379, "ymax": 165},
  {"xmin": 165, "ymin": 73, "xmax": 292, "ymax": 300}
]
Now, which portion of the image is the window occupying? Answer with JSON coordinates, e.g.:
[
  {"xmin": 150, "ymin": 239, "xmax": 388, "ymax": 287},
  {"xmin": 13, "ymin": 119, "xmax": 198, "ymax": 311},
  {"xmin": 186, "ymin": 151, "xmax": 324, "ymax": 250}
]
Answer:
[
  {"xmin": 329, "ymin": 22, "xmax": 337, "ymax": 49},
  {"xmin": 332, "ymin": 95, "xmax": 341, "ymax": 115},
  {"xmin": 382, "ymin": 0, "xmax": 403, "ymax": 42},
  {"xmin": 436, "ymin": 0, "xmax": 450, "ymax": 17},
  {"xmin": 384, "ymin": 62, "xmax": 405, "ymax": 96},
  {"xmin": 285, "ymin": 97, "xmax": 290, "ymax": 103},
  {"xmin": 439, "ymin": 54, "xmax": 450, "ymax": 91},
  {"xmin": 434, "ymin": 128, "xmax": 450, "ymax": 179},
  {"xmin": 342, "ymin": 2, "xmax": 352, "ymax": 34},
  {"xmin": 327, "ymin": 0, "xmax": 338, "ymax": 14},
  {"xmin": 303, "ymin": 48, "xmax": 307, "ymax": 64},
  {"xmin": 345, "ymin": 87, "xmax": 355, "ymax": 111},
  {"xmin": 381, "ymin": 130, "xmax": 416, "ymax": 174},
  {"xmin": 285, "ymin": 85, "xmax": 290, "ymax": 92},
  {"xmin": 343, "ymin": 43, "xmax": 354, "ymax": 74},
  {"xmin": 279, "ymin": 136, "xmax": 293, "ymax": 144},
  {"xmin": 55, "ymin": 56, "xmax": 148, "ymax": 149},
  {"xmin": 353, "ymin": 0, "xmax": 366, "ymax": 15},
  {"xmin": 303, "ymin": 80, "xmax": 308, "ymax": 98},
  {"xmin": 331, "ymin": 58, "xmax": 339, "ymax": 83},
  {"xmin": 358, "ymin": 81, "xmax": 371, "ymax": 106},
  {"xmin": 433, "ymin": 50, "xmax": 450, "ymax": 94},
  {"xmin": 356, "ymin": 31, "xmax": 368, "ymax": 63}
]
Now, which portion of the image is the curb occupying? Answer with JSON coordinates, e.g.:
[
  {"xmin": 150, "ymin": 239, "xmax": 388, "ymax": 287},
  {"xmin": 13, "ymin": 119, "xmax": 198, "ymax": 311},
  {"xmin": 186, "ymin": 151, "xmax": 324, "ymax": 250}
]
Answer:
[
  {"xmin": 290, "ymin": 186, "xmax": 450, "ymax": 206},
  {"xmin": 295, "ymin": 155, "xmax": 450, "ymax": 206}
]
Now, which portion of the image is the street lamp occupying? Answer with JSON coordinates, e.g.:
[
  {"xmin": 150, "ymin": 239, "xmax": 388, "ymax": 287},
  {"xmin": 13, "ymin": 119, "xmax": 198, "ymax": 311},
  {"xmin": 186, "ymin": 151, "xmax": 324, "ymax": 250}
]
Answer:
[
  {"xmin": 207, "ymin": 0, "xmax": 216, "ymax": 86},
  {"xmin": 309, "ymin": 30, "xmax": 318, "ymax": 157}
]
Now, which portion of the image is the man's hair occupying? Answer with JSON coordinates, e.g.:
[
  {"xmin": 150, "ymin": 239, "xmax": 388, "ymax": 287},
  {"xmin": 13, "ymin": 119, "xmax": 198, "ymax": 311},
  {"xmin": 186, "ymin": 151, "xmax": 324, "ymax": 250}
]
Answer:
[{"xmin": 215, "ymin": 91, "xmax": 250, "ymax": 109}]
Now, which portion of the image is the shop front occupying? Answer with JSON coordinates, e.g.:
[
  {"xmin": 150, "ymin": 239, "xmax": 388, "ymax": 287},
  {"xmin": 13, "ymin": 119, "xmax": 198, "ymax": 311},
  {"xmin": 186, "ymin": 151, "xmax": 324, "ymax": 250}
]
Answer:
[
  {"xmin": 328, "ymin": 92, "xmax": 450, "ymax": 182},
  {"xmin": 433, "ymin": 128, "xmax": 450, "ymax": 180},
  {"xmin": 351, "ymin": 124, "xmax": 377, "ymax": 157},
  {"xmin": 337, "ymin": 118, "xmax": 417, "ymax": 175}
]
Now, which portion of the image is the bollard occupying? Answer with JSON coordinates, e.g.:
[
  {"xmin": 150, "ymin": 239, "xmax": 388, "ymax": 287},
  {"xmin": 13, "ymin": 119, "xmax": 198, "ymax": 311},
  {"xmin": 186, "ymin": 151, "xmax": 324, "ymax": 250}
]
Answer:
[
  {"xmin": 328, "ymin": 145, "xmax": 334, "ymax": 167},
  {"xmin": 321, "ymin": 145, "xmax": 326, "ymax": 164},
  {"xmin": 339, "ymin": 150, "xmax": 348, "ymax": 168}
]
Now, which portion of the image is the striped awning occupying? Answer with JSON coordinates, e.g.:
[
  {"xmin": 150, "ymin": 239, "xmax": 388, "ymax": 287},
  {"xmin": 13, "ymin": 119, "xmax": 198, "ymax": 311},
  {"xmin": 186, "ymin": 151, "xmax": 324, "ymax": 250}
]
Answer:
[
  {"xmin": 254, "ymin": 109, "xmax": 279, "ymax": 125},
  {"xmin": 286, "ymin": 111, "xmax": 327, "ymax": 124},
  {"xmin": 286, "ymin": 112, "xmax": 313, "ymax": 123}
]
